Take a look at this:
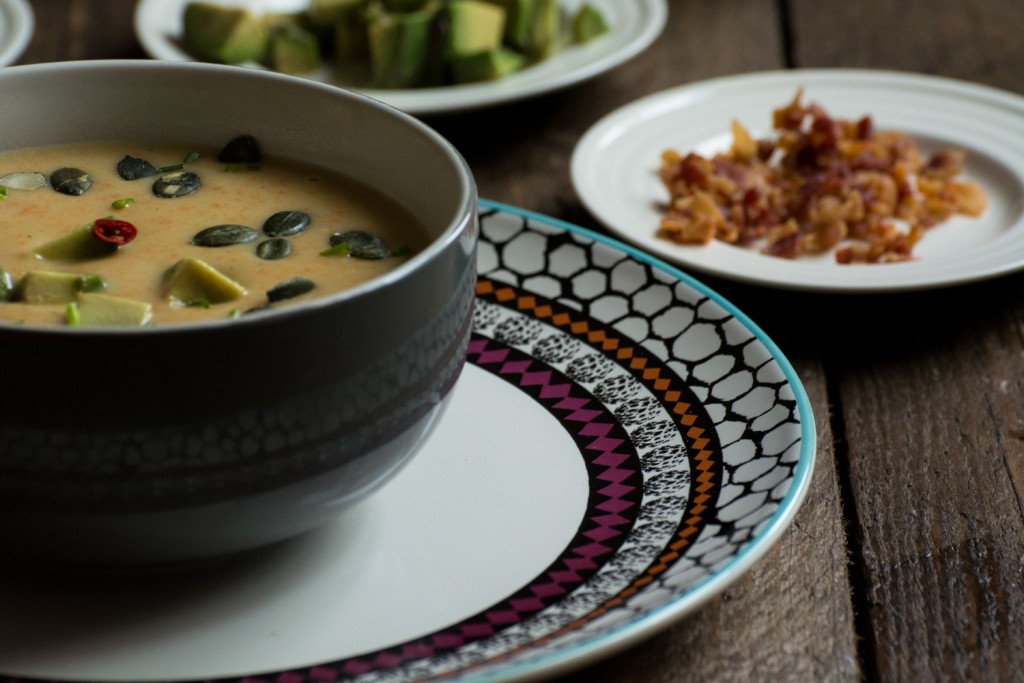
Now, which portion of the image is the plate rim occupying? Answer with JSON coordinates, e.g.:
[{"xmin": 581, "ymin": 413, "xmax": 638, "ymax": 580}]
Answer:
[
  {"xmin": 0, "ymin": 0, "xmax": 33, "ymax": 68},
  {"xmin": 570, "ymin": 67, "xmax": 1024, "ymax": 293},
  {"xmin": 132, "ymin": 0, "xmax": 669, "ymax": 115},
  {"xmin": 463, "ymin": 199, "xmax": 818, "ymax": 680}
]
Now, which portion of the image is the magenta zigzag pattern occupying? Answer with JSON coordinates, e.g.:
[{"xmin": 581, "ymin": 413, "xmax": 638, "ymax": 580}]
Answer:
[{"xmin": 318, "ymin": 335, "xmax": 644, "ymax": 680}]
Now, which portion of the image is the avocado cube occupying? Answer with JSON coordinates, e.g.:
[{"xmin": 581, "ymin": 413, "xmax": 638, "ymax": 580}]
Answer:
[
  {"xmin": 72, "ymin": 292, "xmax": 153, "ymax": 327},
  {"xmin": 571, "ymin": 3, "xmax": 609, "ymax": 44},
  {"xmin": 17, "ymin": 271, "xmax": 105, "ymax": 304},
  {"xmin": 484, "ymin": 0, "xmax": 558, "ymax": 60},
  {"xmin": 446, "ymin": 0, "xmax": 506, "ymax": 58},
  {"xmin": 34, "ymin": 224, "xmax": 118, "ymax": 262},
  {"xmin": 449, "ymin": 47, "xmax": 525, "ymax": 83},
  {"xmin": 181, "ymin": 2, "xmax": 269, "ymax": 64},
  {"xmin": 367, "ymin": 5, "xmax": 443, "ymax": 88},
  {"xmin": 267, "ymin": 23, "xmax": 321, "ymax": 74},
  {"xmin": 162, "ymin": 258, "xmax": 247, "ymax": 307}
]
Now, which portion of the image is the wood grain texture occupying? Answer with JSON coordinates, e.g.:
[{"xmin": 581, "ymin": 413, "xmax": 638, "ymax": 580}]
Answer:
[{"xmin": 787, "ymin": 1, "xmax": 1024, "ymax": 680}]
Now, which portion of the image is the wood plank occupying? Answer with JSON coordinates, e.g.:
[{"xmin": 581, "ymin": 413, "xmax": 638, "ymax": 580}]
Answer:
[{"xmin": 788, "ymin": 0, "xmax": 1024, "ymax": 679}]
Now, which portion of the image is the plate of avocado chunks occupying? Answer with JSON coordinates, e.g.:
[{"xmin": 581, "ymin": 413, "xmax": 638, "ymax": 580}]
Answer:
[{"xmin": 134, "ymin": 0, "xmax": 669, "ymax": 114}]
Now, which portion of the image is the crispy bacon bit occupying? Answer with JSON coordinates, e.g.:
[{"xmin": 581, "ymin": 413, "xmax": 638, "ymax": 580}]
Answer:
[{"xmin": 656, "ymin": 89, "xmax": 987, "ymax": 264}]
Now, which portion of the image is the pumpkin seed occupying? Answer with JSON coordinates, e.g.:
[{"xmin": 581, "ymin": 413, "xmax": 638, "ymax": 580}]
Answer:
[
  {"xmin": 263, "ymin": 210, "xmax": 310, "ymax": 237},
  {"xmin": 218, "ymin": 135, "xmax": 261, "ymax": 163},
  {"xmin": 50, "ymin": 167, "xmax": 92, "ymax": 196},
  {"xmin": 0, "ymin": 172, "xmax": 47, "ymax": 191},
  {"xmin": 267, "ymin": 277, "xmax": 315, "ymax": 302},
  {"xmin": 191, "ymin": 224, "xmax": 259, "ymax": 247},
  {"xmin": 326, "ymin": 230, "xmax": 391, "ymax": 259},
  {"xmin": 117, "ymin": 155, "xmax": 157, "ymax": 180},
  {"xmin": 256, "ymin": 238, "xmax": 292, "ymax": 260},
  {"xmin": 153, "ymin": 171, "xmax": 201, "ymax": 198}
]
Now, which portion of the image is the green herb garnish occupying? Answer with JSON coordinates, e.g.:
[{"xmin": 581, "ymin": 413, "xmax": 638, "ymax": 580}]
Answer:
[
  {"xmin": 65, "ymin": 302, "xmax": 81, "ymax": 326},
  {"xmin": 320, "ymin": 243, "xmax": 350, "ymax": 257},
  {"xmin": 111, "ymin": 198, "xmax": 135, "ymax": 210}
]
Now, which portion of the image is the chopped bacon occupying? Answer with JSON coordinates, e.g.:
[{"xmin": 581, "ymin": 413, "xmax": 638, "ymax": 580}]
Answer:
[{"xmin": 656, "ymin": 90, "xmax": 987, "ymax": 263}]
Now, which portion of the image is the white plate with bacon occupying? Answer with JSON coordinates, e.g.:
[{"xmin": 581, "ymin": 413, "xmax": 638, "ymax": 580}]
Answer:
[{"xmin": 571, "ymin": 69, "xmax": 1024, "ymax": 292}]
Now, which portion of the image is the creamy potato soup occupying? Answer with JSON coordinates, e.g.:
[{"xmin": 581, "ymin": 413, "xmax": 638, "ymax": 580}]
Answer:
[{"xmin": 0, "ymin": 138, "xmax": 426, "ymax": 327}]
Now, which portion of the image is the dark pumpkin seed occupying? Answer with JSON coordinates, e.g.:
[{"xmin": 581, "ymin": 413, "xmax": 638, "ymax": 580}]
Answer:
[
  {"xmin": 50, "ymin": 167, "xmax": 92, "ymax": 196},
  {"xmin": 327, "ymin": 230, "xmax": 391, "ymax": 259},
  {"xmin": 267, "ymin": 277, "xmax": 315, "ymax": 302},
  {"xmin": 263, "ymin": 210, "xmax": 310, "ymax": 237},
  {"xmin": 218, "ymin": 135, "xmax": 261, "ymax": 163},
  {"xmin": 117, "ymin": 155, "xmax": 157, "ymax": 180},
  {"xmin": 153, "ymin": 171, "xmax": 201, "ymax": 198},
  {"xmin": 191, "ymin": 224, "xmax": 259, "ymax": 247},
  {"xmin": 256, "ymin": 238, "xmax": 292, "ymax": 260},
  {"xmin": 0, "ymin": 172, "xmax": 47, "ymax": 190}
]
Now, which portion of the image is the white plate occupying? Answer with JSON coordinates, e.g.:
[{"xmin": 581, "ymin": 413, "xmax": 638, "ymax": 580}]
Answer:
[
  {"xmin": 133, "ymin": 0, "xmax": 667, "ymax": 116},
  {"xmin": 0, "ymin": 201, "xmax": 814, "ymax": 683},
  {"xmin": 0, "ymin": 0, "xmax": 33, "ymax": 67},
  {"xmin": 571, "ymin": 69, "xmax": 1024, "ymax": 292}
]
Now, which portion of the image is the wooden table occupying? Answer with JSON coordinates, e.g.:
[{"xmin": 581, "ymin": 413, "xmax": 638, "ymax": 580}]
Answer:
[{"xmin": 13, "ymin": 0, "xmax": 1024, "ymax": 680}]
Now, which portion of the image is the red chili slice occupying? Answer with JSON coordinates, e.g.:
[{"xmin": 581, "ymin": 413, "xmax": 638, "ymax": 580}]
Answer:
[{"xmin": 92, "ymin": 218, "xmax": 138, "ymax": 245}]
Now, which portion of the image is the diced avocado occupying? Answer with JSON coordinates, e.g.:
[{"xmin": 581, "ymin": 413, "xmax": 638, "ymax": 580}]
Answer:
[
  {"xmin": 483, "ymin": 0, "xmax": 558, "ymax": 59},
  {"xmin": 367, "ymin": 4, "xmax": 444, "ymax": 88},
  {"xmin": 449, "ymin": 47, "xmax": 525, "ymax": 83},
  {"xmin": 446, "ymin": 0, "xmax": 506, "ymax": 58},
  {"xmin": 382, "ymin": 0, "xmax": 432, "ymax": 10},
  {"xmin": 17, "ymin": 271, "xmax": 107, "ymax": 305},
  {"xmin": 181, "ymin": 2, "xmax": 269, "ymax": 64},
  {"xmin": 162, "ymin": 258, "xmax": 247, "ymax": 307},
  {"xmin": 571, "ymin": 3, "xmax": 609, "ymax": 44},
  {"xmin": 266, "ymin": 23, "xmax": 321, "ymax": 74},
  {"xmin": 304, "ymin": 0, "xmax": 366, "ymax": 59},
  {"xmin": 34, "ymin": 224, "xmax": 118, "ymax": 261},
  {"xmin": 72, "ymin": 292, "xmax": 153, "ymax": 327}
]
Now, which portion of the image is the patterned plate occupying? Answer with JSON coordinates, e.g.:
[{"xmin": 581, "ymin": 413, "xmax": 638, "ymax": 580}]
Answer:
[{"xmin": 0, "ymin": 201, "xmax": 815, "ymax": 683}]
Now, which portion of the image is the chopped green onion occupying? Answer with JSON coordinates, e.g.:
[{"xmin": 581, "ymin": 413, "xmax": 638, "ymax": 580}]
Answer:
[
  {"xmin": 111, "ymin": 197, "xmax": 135, "ymax": 210},
  {"xmin": 188, "ymin": 299, "xmax": 211, "ymax": 309},
  {"xmin": 227, "ymin": 309, "xmax": 242, "ymax": 319},
  {"xmin": 77, "ymin": 275, "xmax": 108, "ymax": 293},
  {"xmin": 65, "ymin": 302, "xmax": 81, "ymax": 326},
  {"xmin": 184, "ymin": 151, "xmax": 201, "ymax": 164},
  {"xmin": 223, "ymin": 164, "xmax": 261, "ymax": 173},
  {"xmin": 0, "ymin": 187, "xmax": 7, "ymax": 199},
  {"xmin": 320, "ymin": 243, "xmax": 350, "ymax": 256},
  {"xmin": 157, "ymin": 163, "xmax": 184, "ymax": 173},
  {"xmin": 392, "ymin": 245, "xmax": 412, "ymax": 256}
]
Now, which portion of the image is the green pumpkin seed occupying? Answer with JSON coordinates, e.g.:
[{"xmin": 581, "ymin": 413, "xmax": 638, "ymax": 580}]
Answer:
[
  {"xmin": 50, "ymin": 167, "xmax": 92, "ymax": 196},
  {"xmin": 326, "ymin": 230, "xmax": 391, "ymax": 259},
  {"xmin": 256, "ymin": 238, "xmax": 292, "ymax": 260},
  {"xmin": 267, "ymin": 277, "xmax": 315, "ymax": 302},
  {"xmin": 153, "ymin": 171, "xmax": 201, "ymax": 198},
  {"xmin": 218, "ymin": 135, "xmax": 261, "ymax": 163},
  {"xmin": 117, "ymin": 156, "xmax": 157, "ymax": 180},
  {"xmin": 191, "ymin": 224, "xmax": 259, "ymax": 247},
  {"xmin": 0, "ymin": 172, "xmax": 47, "ymax": 191},
  {"xmin": 263, "ymin": 210, "xmax": 310, "ymax": 237}
]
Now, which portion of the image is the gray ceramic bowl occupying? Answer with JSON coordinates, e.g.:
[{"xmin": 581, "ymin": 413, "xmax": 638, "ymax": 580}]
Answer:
[{"xmin": 0, "ymin": 60, "xmax": 477, "ymax": 567}]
